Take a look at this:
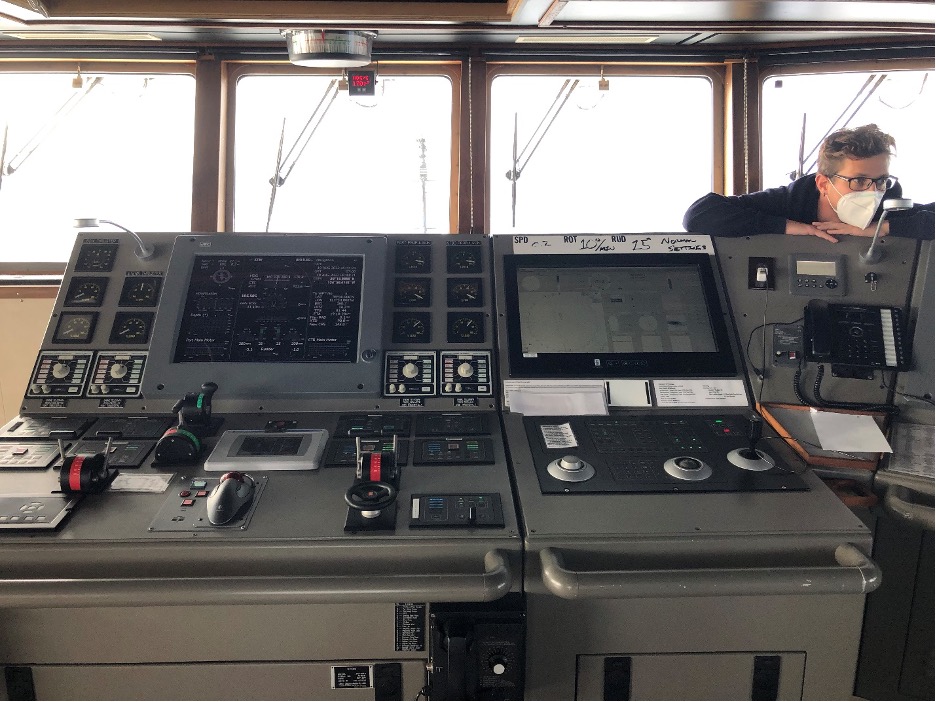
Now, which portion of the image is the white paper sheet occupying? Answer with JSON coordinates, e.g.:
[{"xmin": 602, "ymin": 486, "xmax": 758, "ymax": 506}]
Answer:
[
  {"xmin": 503, "ymin": 379, "xmax": 606, "ymax": 409},
  {"xmin": 508, "ymin": 389, "xmax": 608, "ymax": 417},
  {"xmin": 109, "ymin": 473, "xmax": 175, "ymax": 493},
  {"xmin": 810, "ymin": 411, "xmax": 892, "ymax": 453},
  {"xmin": 653, "ymin": 379, "xmax": 748, "ymax": 407}
]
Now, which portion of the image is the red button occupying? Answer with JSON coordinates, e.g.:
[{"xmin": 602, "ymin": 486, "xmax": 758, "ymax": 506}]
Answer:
[
  {"xmin": 179, "ymin": 490, "xmax": 192, "ymax": 497},
  {"xmin": 181, "ymin": 499, "xmax": 195, "ymax": 507},
  {"xmin": 196, "ymin": 490, "xmax": 208, "ymax": 498}
]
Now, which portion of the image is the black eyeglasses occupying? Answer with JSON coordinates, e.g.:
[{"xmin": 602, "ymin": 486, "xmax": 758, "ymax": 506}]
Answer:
[{"xmin": 830, "ymin": 174, "xmax": 898, "ymax": 192}]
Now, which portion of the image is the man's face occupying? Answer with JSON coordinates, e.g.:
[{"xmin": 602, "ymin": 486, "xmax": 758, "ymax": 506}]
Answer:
[{"xmin": 816, "ymin": 152, "xmax": 891, "ymax": 210}]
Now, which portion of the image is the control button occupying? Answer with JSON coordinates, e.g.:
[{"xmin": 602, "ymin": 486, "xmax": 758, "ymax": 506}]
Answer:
[
  {"xmin": 558, "ymin": 455, "xmax": 584, "ymax": 472},
  {"xmin": 676, "ymin": 457, "xmax": 702, "ymax": 470},
  {"xmin": 196, "ymin": 490, "xmax": 208, "ymax": 498},
  {"xmin": 181, "ymin": 499, "xmax": 195, "ymax": 507},
  {"xmin": 191, "ymin": 480, "xmax": 207, "ymax": 489},
  {"xmin": 179, "ymin": 490, "xmax": 192, "ymax": 497}
]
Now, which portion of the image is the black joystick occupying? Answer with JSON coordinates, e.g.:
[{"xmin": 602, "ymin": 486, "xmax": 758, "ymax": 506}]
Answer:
[
  {"xmin": 154, "ymin": 381, "xmax": 220, "ymax": 465},
  {"xmin": 726, "ymin": 413, "xmax": 775, "ymax": 472},
  {"xmin": 738, "ymin": 414, "xmax": 764, "ymax": 460}
]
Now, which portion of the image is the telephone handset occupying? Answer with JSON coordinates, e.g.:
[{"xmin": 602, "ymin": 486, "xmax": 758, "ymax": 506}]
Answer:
[{"xmin": 803, "ymin": 299, "xmax": 910, "ymax": 370}]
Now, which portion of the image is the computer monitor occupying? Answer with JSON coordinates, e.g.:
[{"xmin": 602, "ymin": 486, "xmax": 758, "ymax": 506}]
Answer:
[{"xmin": 502, "ymin": 252, "xmax": 737, "ymax": 377}]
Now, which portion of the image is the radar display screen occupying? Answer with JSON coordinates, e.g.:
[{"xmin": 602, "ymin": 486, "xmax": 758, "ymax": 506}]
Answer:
[
  {"xmin": 173, "ymin": 255, "xmax": 364, "ymax": 363},
  {"xmin": 503, "ymin": 253, "xmax": 736, "ymax": 377}
]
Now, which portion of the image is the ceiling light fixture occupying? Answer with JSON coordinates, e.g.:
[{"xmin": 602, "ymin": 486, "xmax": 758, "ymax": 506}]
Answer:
[
  {"xmin": 515, "ymin": 35, "xmax": 658, "ymax": 44},
  {"xmin": 1, "ymin": 31, "xmax": 162, "ymax": 41},
  {"xmin": 283, "ymin": 29, "xmax": 375, "ymax": 68}
]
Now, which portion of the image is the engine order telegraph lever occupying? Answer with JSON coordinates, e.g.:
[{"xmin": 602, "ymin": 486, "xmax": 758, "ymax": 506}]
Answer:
[
  {"xmin": 727, "ymin": 413, "xmax": 776, "ymax": 471},
  {"xmin": 52, "ymin": 431, "xmax": 118, "ymax": 494},
  {"xmin": 344, "ymin": 434, "xmax": 401, "ymax": 531}
]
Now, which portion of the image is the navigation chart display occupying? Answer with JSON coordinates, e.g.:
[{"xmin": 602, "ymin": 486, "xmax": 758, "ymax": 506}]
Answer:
[
  {"xmin": 174, "ymin": 255, "xmax": 364, "ymax": 363},
  {"xmin": 516, "ymin": 265, "xmax": 717, "ymax": 355},
  {"xmin": 502, "ymin": 253, "xmax": 737, "ymax": 377}
]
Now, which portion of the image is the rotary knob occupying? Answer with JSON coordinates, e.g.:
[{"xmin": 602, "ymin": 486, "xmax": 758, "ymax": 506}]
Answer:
[
  {"xmin": 457, "ymin": 362, "xmax": 474, "ymax": 378},
  {"xmin": 52, "ymin": 362, "xmax": 70, "ymax": 379},
  {"xmin": 402, "ymin": 362, "xmax": 419, "ymax": 379},
  {"xmin": 109, "ymin": 362, "xmax": 128, "ymax": 379},
  {"xmin": 489, "ymin": 655, "xmax": 508, "ymax": 676},
  {"xmin": 558, "ymin": 455, "xmax": 585, "ymax": 472}
]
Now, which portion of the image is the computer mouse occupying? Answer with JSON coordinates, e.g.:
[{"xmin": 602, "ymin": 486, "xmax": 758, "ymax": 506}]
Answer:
[{"xmin": 207, "ymin": 471, "xmax": 256, "ymax": 525}]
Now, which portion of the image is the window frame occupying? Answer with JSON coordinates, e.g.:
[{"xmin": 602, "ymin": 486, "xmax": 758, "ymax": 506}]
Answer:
[
  {"xmin": 222, "ymin": 60, "xmax": 463, "ymax": 235},
  {"xmin": 0, "ymin": 59, "xmax": 198, "ymax": 274},
  {"xmin": 755, "ymin": 56, "xmax": 935, "ymax": 194},
  {"xmin": 483, "ymin": 62, "xmax": 726, "ymax": 232}
]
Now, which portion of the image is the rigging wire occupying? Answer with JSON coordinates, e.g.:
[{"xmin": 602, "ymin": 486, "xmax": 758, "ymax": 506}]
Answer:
[
  {"xmin": 3, "ymin": 76, "xmax": 103, "ymax": 176},
  {"xmin": 506, "ymin": 78, "xmax": 579, "ymax": 226},
  {"xmin": 265, "ymin": 118, "xmax": 286, "ymax": 233},
  {"xmin": 270, "ymin": 78, "xmax": 339, "ymax": 187}
]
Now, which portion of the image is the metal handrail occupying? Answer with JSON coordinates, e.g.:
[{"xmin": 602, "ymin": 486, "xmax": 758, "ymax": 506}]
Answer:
[
  {"xmin": 0, "ymin": 549, "xmax": 511, "ymax": 609},
  {"xmin": 539, "ymin": 544, "xmax": 881, "ymax": 600}
]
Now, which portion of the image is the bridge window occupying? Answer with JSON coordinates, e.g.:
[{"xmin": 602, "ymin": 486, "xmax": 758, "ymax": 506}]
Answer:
[
  {"xmin": 489, "ymin": 69, "xmax": 716, "ymax": 233},
  {"xmin": 762, "ymin": 68, "xmax": 935, "ymax": 202},
  {"xmin": 0, "ymin": 65, "xmax": 195, "ymax": 264},
  {"xmin": 230, "ymin": 66, "xmax": 455, "ymax": 234}
]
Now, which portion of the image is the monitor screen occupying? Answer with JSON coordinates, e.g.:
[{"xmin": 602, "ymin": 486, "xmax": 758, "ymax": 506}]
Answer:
[
  {"xmin": 173, "ymin": 254, "xmax": 364, "ymax": 363},
  {"xmin": 503, "ymin": 253, "xmax": 737, "ymax": 377}
]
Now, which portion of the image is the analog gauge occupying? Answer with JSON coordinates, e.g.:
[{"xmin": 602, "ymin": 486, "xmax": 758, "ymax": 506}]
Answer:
[
  {"xmin": 395, "ymin": 245, "xmax": 432, "ymax": 274},
  {"xmin": 64, "ymin": 277, "xmax": 108, "ymax": 306},
  {"xmin": 53, "ymin": 312, "xmax": 98, "ymax": 343},
  {"xmin": 447, "ymin": 246, "xmax": 482, "ymax": 273},
  {"xmin": 394, "ymin": 278, "xmax": 431, "ymax": 307},
  {"xmin": 392, "ymin": 312, "xmax": 431, "ymax": 344},
  {"xmin": 447, "ymin": 278, "xmax": 483, "ymax": 307},
  {"xmin": 109, "ymin": 312, "xmax": 154, "ymax": 344},
  {"xmin": 75, "ymin": 243, "xmax": 119, "ymax": 272},
  {"xmin": 119, "ymin": 276, "xmax": 162, "ymax": 307},
  {"xmin": 447, "ymin": 312, "xmax": 485, "ymax": 343}
]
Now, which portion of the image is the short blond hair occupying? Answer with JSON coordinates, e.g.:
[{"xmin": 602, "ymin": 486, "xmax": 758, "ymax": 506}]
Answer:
[{"xmin": 818, "ymin": 124, "xmax": 895, "ymax": 175}]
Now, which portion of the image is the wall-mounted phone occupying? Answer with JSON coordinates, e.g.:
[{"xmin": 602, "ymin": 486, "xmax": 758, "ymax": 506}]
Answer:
[
  {"xmin": 803, "ymin": 300, "xmax": 910, "ymax": 374},
  {"xmin": 789, "ymin": 254, "xmax": 846, "ymax": 296}
]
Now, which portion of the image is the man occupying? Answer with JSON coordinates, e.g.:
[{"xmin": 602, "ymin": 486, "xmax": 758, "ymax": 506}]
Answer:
[{"xmin": 683, "ymin": 124, "xmax": 934, "ymax": 241}]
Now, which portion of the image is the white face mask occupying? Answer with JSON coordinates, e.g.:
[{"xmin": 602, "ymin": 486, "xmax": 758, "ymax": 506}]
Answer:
[{"xmin": 827, "ymin": 182, "xmax": 884, "ymax": 229}]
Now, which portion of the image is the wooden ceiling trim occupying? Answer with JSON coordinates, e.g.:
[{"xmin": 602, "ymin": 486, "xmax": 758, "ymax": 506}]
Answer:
[{"xmin": 538, "ymin": 0, "xmax": 565, "ymax": 28}]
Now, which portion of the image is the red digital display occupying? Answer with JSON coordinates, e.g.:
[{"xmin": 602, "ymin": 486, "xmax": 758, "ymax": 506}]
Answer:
[{"xmin": 348, "ymin": 70, "xmax": 376, "ymax": 96}]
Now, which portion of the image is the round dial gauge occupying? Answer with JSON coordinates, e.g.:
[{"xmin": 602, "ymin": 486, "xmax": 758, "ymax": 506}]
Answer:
[
  {"xmin": 65, "ymin": 277, "xmax": 108, "ymax": 306},
  {"xmin": 392, "ymin": 313, "xmax": 431, "ymax": 343},
  {"xmin": 447, "ymin": 313, "xmax": 484, "ymax": 343},
  {"xmin": 119, "ymin": 276, "xmax": 162, "ymax": 306},
  {"xmin": 109, "ymin": 312, "xmax": 154, "ymax": 344},
  {"xmin": 396, "ymin": 246, "xmax": 431, "ymax": 273},
  {"xmin": 447, "ymin": 279, "xmax": 483, "ymax": 307},
  {"xmin": 394, "ymin": 278, "xmax": 431, "ymax": 307},
  {"xmin": 448, "ymin": 247, "xmax": 481, "ymax": 273},
  {"xmin": 54, "ymin": 313, "xmax": 97, "ymax": 343}
]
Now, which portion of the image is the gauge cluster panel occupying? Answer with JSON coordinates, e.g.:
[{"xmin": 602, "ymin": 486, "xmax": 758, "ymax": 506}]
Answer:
[
  {"xmin": 28, "ymin": 232, "xmax": 493, "ymax": 412},
  {"xmin": 383, "ymin": 237, "xmax": 493, "ymax": 404}
]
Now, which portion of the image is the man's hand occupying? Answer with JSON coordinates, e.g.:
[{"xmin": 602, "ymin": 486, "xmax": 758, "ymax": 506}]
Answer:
[
  {"xmin": 785, "ymin": 220, "xmax": 839, "ymax": 243},
  {"xmin": 812, "ymin": 221, "xmax": 887, "ymax": 238}
]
